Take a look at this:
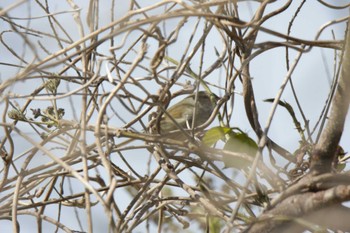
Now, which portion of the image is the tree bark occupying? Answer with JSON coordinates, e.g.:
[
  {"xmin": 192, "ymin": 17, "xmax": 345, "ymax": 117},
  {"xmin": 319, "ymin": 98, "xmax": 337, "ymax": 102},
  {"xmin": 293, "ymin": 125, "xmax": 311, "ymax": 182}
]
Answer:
[{"xmin": 247, "ymin": 19, "xmax": 350, "ymax": 233}]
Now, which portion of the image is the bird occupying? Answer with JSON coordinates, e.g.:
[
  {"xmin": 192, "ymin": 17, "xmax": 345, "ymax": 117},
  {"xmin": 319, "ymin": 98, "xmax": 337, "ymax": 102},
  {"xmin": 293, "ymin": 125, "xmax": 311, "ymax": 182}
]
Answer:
[{"xmin": 159, "ymin": 91, "xmax": 219, "ymax": 137}]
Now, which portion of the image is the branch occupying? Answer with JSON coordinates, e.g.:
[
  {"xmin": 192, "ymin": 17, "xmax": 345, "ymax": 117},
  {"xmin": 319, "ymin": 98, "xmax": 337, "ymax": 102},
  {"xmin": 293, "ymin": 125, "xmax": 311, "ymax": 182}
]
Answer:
[
  {"xmin": 310, "ymin": 20, "xmax": 350, "ymax": 173},
  {"xmin": 246, "ymin": 185, "xmax": 350, "ymax": 233}
]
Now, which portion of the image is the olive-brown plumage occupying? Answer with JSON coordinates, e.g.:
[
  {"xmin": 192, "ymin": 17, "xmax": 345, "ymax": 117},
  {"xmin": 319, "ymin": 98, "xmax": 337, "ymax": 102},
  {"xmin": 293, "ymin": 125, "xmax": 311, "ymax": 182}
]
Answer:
[{"xmin": 160, "ymin": 91, "xmax": 218, "ymax": 134}]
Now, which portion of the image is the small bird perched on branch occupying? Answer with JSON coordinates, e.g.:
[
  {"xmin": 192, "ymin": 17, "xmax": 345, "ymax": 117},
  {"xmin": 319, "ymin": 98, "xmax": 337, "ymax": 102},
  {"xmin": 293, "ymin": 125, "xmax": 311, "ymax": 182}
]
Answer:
[{"xmin": 159, "ymin": 91, "xmax": 219, "ymax": 138}]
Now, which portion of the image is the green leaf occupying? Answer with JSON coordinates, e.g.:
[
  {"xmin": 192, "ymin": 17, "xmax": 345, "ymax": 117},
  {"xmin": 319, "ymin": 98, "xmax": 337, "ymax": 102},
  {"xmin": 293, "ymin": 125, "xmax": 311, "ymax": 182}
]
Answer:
[
  {"xmin": 336, "ymin": 145, "xmax": 347, "ymax": 172},
  {"xmin": 224, "ymin": 129, "xmax": 258, "ymax": 156},
  {"xmin": 222, "ymin": 129, "xmax": 258, "ymax": 169},
  {"xmin": 202, "ymin": 126, "xmax": 231, "ymax": 147},
  {"xmin": 202, "ymin": 127, "xmax": 257, "ymax": 169},
  {"xmin": 336, "ymin": 163, "xmax": 346, "ymax": 172},
  {"xmin": 209, "ymin": 217, "xmax": 223, "ymax": 233}
]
